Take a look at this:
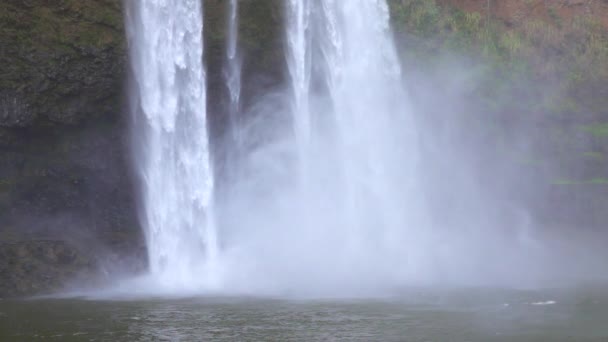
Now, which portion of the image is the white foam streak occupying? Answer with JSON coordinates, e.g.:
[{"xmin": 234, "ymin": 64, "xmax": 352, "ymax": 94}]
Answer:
[
  {"xmin": 225, "ymin": 0, "xmax": 242, "ymax": 147},
  {"xmin": 126, "ymin": 0, "xmax": 218, "ymax": 290}
]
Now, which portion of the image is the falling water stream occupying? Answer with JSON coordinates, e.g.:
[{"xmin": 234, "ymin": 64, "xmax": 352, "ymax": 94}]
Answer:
[
  {"xmin": 125, "ymin": 0, "xmax": 218, "ymax": 289},
  {"xmin": 123, "ymin": 0, "xmax": 432, "ymax": 294},
  {"xmin": 3, "ymin": 1, "xmax": 607, "ymax": 341},
  {"xmin": 277, "ymin": 0, "xmax": 431, "ymax": 289},
  {"xmin": 118, "ymin": 0, "xmax": 601, "ymax": 296},
  {"xmin": 225, "ymin": 0, "xmax": 242, "ymax": 148}
]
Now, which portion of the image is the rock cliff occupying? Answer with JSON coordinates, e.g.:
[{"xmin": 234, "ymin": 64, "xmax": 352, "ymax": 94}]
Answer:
[
  {"xmin": 0, "ymin": 0, "xmax": 285, "ymax": 298},
  {"xmin": 0, "ymin": 0, "xmax": 141, "ymax": 298}
]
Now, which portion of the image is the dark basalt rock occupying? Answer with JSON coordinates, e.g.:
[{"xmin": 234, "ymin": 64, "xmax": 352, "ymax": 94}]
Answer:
[
  {"xmin": 0, "ymin": 0, "xmax": 126, "ymax": 127},
  {"xmin": 0, "ymin": 240, "xmax": 95, "ymax": 298},
  {"xmin": 0, "ymin": 0, "xmax": 285, "ymax": 297},
  {"xmin": 0, "ymin": 0, "xmax": 145, "ymax": 297}
]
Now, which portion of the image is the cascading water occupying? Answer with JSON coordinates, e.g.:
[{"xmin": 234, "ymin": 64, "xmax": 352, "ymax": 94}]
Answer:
[
  {"xmin": 122, "ymin": 0, "xmax": 431, "ymax": 296},
  {"xmin": 202, "ymin": 0, "xmax": 432, "ymax": 296},
  {"xmin": 119, "ymin": 0, "xmax": 433, "ymax": 296},
  {"xmin": 276, "ymin": 0, "xmax": 430, "ymax": 289},
  {"xmin": 286, "ymin": 0, "xmax": 312, "ymax": 165},
  {"xmin": 112, "ymin": 0, "xmax": 562, "ymax": 298},
  {"xmin": 225, "ymin": 0, "xmax": 242, "ymax": 148},
  {"xmin": 125, "ymin": 0, "xmax": 218, "ymax": 289},
  {"xmin": 97, "ymin": 0, "xmax": 587, "ymax": 299}
]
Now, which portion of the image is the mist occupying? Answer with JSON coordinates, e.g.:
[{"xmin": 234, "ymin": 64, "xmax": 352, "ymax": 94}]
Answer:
[{"xmin": 109, "ymin": 0, "xmax": 608, "ymax": 299}]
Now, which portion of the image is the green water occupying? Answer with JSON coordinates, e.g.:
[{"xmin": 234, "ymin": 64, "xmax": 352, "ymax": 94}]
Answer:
[{"xmin": 1, "ymin": 287, "xmax": 607, "ymax": 341}]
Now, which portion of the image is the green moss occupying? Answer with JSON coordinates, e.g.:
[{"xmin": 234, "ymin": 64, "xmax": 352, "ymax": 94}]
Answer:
[
  {"xmin": 0, "ymin": 178, "xmax": 14, "ymax": 192},
  {"xmin": 583, "ymin": 151, "xmax": 604, "ymax": 159},
  {"xmin": 388, "ymin": 0, "xmax": 608, "ymax": 185},
  {"xmin": 552, "ymin": 179, "xmax": 579, "ymax": 185},
  {"xmin": 239, "ymin": 0, "xmax": 283, "ymax": 71},
  {"xmin": 391, "ymin": 0, "xmax": 442, "ymax": 37},
  {"xmin": 516, "ymin": 157, "xmax": 545, "ymax": 166},
  {"xmin": 582, "ymin": 124, "xmax": 608, "ymax": 137},
  {"xmin": 389, "ymin": 0, "xmax": 608, "ymax": 85},
  {"xmin": 552, "ymin": 178, "xmax": 608, "ymax": 185},
  {"xmin": 547, "ymin": 7, "xmax": 562, "ymax": 28},
  {"xmin": 1, "ymin": 0, "xmax": 125, "ymax": 126}
]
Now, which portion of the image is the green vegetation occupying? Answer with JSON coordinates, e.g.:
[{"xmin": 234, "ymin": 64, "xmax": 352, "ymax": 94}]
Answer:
[
  {"xmin": 582, "ymin": 124, "xmax": 608, "ymax": 138},
  {"xmin": 204, "ymin": 0, "xmax": 284, "ymax": 86},
  {"xmin": 583, "ymin": 151, "xmax": 604, "ymax": 159},
  {"xmin": 0, "ymin": 0, "xmax": 122, "ymax": 53},
  {"xmin": 0, "ymin": 178, "xmax": 13, "ymax": 192},
  {"xmin": 553, "ymin": 178, "xmax": 608, "ymax": 186},
  {"xmin": 389, "ymin": 0, "xmax": 608, "ymax": 186},
  {"xmin": 389, "ymin": 0, "xmax": 608, "ymax": 98}
]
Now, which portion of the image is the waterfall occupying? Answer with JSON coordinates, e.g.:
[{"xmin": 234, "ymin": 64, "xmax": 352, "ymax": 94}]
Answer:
[
  {"xmin": 125, "ymin": 0, "xmax": 218, "ymax": 288},
  {"xmin": 111, "ymin": 0, "xmax": 564, "ymax": 297},
  {"xmin": 120, "ymin": 0, "xmax": 429, "ymax": 295},
  {"xmin": 286, "ymin": 0, "xmax": 312, "ymax": 171},
  {"xmin": 225, "ymin": 0, "xmax": 242, "ymax": 148},
  {"xmin": 280, "ymin": 0, "xmax": 429, "ymax": 287}
]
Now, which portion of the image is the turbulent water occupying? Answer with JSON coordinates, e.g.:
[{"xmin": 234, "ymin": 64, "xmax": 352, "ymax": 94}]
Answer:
[
  {"xmin": 4, "ymin": 4, "xmax": 608, "ymax": 342},
  {"xmin": 121, "ymin": 0, "xmax": 430, "ymax": 295},
  {"xmin": 257, "ymin": 0, "xmax": 430, "ymax": 289},
  {"xmin": 125, "ymin": 0, "xmax": 218, "ymax": 289},
  {"xmin": 120, "ymin": 0, "xmax": 608, "ymax": 297},
  {"xmin": 3, "ymin": 288, "xmax": 608, "ymax": 341}
]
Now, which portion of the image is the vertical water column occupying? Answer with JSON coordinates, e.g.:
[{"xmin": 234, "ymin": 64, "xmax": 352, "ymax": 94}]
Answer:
[
  {"xmin": 286, "ymin": 0, "xmax": 312, "ymax": 173},
  {"xmin": 320, "ymin": 0, "xmax": 418, "ymax": 230},
  {"xmin": 285, "ymin": 0, "xmax": 428, "ymax": 279},
  {"xmin": 225, "ymin": 0, "xmax": 242, "ymax": 148},
  {"xmin": 126, "ymin": 0, "xmax": 218, "ymax": 287}
]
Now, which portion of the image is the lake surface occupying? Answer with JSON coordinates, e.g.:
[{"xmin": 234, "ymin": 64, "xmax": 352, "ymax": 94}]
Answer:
[{"xmin": 1, "ymin": 287, "xmax": 608, "ymax": 341}]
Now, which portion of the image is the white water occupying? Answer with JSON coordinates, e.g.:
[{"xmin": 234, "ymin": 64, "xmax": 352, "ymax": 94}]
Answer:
[
  {"xmin": 286, "ymin": 0, "xmax": 312, "ymax": 165},
  {"xmin": 225, "ymin": 0, "xmax": 242, "ymax": 148},
  {"xmin": 181, "ymin": 0, "xmax": 433, "ymax": 296},
  {"xmin": 125, "ymin": 0, "xmax": 218, "ymax": 290},
  {"xmin": 121, "ymin": 0, "xmax": 431, "ymax": 296},
  {"xmin": 260, "ymin": 0, "xmax": 431, "ymax": 290},
  {"xmin": 118, "ymin": 0, "xmax": 576, "ymax": 298}
]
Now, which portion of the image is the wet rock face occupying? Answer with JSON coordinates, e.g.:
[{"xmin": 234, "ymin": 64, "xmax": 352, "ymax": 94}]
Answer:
[
  {"xmin": 0, "ymin": 241, "xmax": 95, "ymax": 298},
  {"xmin": 0, "ymin": 93, "xmax": 35, "ymax": 127},
  {"xmin": 0, "ymin": 0, "xmax": 285, "ymax": 297},
  {"xmin": 0, "ymin": 0, "xmax": 125, "ymax": 126},
  {"xmin": 0, "ymin": 0, "xmax": 145, "ymax": 297},
  {"xmin": 0, "ymin": 118, "xmax": 146, "ymax": 296},
  {"xmin": 204, "ymin": 0, "xmax": 285, "ymax": 141}
]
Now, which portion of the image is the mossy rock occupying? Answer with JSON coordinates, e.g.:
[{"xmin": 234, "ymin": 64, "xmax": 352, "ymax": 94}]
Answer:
[
  {"xmin": 0, "ymin": 0, "xmax": 125, "ymax": 127},
  {"xmin": 0, "ymin": 240, "xmax": 97, "ymax": 298}
]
